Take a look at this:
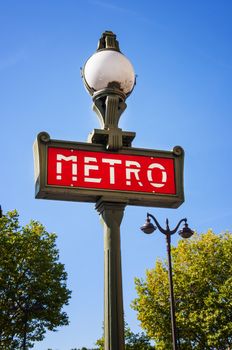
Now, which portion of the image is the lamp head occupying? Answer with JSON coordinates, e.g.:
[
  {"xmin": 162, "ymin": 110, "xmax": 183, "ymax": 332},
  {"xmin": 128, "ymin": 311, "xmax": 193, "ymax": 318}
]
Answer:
[
  {"xmin": 179, "ymin": 221, "xmax": 194, "ymax": 239},
  {"xmin": 82, "ymin": 31, "xmax": 135, "ymax": 97},
  {"xmin": 140, "ymin": 217, "xmax": 157, "ymax": 234}
]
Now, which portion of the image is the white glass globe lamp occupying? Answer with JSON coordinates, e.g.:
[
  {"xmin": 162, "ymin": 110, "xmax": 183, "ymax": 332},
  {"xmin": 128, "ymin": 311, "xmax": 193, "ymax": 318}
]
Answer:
[{"xmin": 83, "ymin": 50, "xmax": 135, "ymax": 97}]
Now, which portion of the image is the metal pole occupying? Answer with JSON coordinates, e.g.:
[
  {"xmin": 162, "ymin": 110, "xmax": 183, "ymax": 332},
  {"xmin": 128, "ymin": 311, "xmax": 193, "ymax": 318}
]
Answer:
[
  {"xmin": 166, "ymin": 233, "xmax": 178, "ymax": 350},
  {"xmin": 96, "ymin": 200, "xmax": 126, "ymax": 350}
]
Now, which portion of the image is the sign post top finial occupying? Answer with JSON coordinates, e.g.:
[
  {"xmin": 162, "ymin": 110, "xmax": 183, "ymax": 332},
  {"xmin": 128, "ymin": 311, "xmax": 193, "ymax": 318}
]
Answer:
[{"xmin": 97, "ymin": 31, "xmax": 120, "ymax": 52}]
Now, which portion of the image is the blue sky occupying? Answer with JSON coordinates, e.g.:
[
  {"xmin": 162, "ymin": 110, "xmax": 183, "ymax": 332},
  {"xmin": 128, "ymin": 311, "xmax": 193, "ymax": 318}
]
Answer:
[{"xmin": 1, "ymin": 0, "xmax": 232, "ymax": 349}]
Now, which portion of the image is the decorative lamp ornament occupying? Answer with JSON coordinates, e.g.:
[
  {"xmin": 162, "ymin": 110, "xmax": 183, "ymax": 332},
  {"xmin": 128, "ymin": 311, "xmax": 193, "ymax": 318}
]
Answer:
[
  {"xmin": 82, "ymin": 31, "xmax": 136, "ymax": 150},
  {"xmin": 83, "ymin": 50, "xmax": 135, "ymax": 96}
]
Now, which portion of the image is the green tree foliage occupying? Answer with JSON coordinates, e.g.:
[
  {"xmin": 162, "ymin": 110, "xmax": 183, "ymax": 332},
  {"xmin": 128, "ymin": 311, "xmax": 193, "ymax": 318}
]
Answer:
[
  {"xmin": 132, "ymin": 230, "xmax": 232, "ymax": 349},
  {"xmin": 124, "ymin": 326, "xmax": 155, "ymax": 349},
  {"xmin": 96, "ymin": 323, "xmax": 154, "ymax": 349},
  {"xmin": 0, "ymin": 211, "xmax": 71, "ymax": 349}
]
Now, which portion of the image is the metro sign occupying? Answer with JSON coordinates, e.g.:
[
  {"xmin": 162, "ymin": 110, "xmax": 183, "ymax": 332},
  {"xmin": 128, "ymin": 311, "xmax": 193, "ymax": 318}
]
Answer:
[
  {"xmin": 48, "ymin": 148, "xmax": 176, "ymax": 193},
  {"xmin": 34, "ymin": 132, "xmax": 184, "ymax": 208}
]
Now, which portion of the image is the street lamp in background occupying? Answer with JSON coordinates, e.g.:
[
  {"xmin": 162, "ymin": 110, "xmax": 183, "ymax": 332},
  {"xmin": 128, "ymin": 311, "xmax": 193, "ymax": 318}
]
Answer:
[{"xmin": 141, "ymin": 213, "xmax": 194, "ymax": 350}]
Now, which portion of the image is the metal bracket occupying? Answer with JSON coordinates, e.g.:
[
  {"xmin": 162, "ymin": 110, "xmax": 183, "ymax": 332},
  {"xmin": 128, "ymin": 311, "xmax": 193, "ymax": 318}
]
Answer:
[{"xmin": 88, "ymin": 89, "xmax": 135, "ymax": 150}]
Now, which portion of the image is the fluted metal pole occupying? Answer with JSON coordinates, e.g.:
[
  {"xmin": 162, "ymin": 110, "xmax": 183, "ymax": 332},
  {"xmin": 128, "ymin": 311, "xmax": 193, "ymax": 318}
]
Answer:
[{"xmin": 96, "ymin": 200, "xmax": 126, "ymax": 350}]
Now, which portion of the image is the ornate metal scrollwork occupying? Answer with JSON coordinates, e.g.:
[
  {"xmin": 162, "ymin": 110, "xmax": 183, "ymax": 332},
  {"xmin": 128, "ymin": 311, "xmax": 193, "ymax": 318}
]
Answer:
[{"xmin": 38, "ymin": 132, "xmax": 50, "ymax": 143}]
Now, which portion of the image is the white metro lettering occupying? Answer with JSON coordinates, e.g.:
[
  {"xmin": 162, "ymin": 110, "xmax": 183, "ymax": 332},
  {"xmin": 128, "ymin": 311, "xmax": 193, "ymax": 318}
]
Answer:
[
  {"xmin": 84, "ymin": 157, "xmax": 101, "ymax": 183},
  {"xmin": 102, "ymin": 158, "xmax": 122, "ymax": 184},
  {"xmin": 56, "ymin": 154, "xmax": 77, "ymax": 181},
  {"xmin": 53, "ymin": 151, "xmax": 170, "ymax": 192},
  {"xmin": 125, "ymin": 161, "xmax": 143, "ymax": 186},
  {"xmin": 147, "ymin": 163, "xmax": 167, "ymax": 189}
]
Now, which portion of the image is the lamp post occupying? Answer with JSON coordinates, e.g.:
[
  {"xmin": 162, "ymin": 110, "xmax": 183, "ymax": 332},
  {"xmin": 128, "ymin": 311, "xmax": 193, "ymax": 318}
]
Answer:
[
  {"xmin": 34, "ymin": 30, "xmax": 187, "ymax": 350},
  {"xmin": 140, "ymin": 213, "xmax": 194, "ymax": 350},
  {"xmin": 82, "ymin": 30, "xmax": 136, "ymax": 150},
  {"xmin": 82, "ymin": 31, "xmax": 136, "ymax": 350}
]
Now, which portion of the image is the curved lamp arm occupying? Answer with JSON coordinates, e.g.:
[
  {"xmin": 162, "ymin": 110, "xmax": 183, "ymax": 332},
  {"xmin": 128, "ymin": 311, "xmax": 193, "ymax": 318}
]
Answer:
[
  {"xmin": 147, "ymin": 213, "xmax": 167, "ymax": 234},
  {"xmin": 170, "ymin": 218, "xmax": 187, "ymax": 235},
  {"xmin": 147, "ymin": 213, "xmax": 187, "ymax": 236}
]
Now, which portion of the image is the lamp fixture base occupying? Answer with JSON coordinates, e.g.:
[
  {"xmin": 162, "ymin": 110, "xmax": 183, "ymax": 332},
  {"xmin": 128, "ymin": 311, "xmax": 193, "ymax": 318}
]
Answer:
[{"xmin": 88, "ymin": 128, "xmax": 136, "ymax": 149}]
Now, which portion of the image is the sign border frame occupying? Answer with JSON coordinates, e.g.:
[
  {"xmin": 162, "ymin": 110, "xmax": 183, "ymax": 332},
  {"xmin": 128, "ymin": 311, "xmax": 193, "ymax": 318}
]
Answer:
[{"xmin": 34, "ymin": 132, "xmax": 185, "ymax": 208}]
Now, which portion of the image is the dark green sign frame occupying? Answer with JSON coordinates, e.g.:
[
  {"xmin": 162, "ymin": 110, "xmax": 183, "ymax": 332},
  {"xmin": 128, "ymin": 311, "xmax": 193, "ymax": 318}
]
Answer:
[{"xmin": 34, "ymin": 132, "xmax": 184, "ymax": 208}]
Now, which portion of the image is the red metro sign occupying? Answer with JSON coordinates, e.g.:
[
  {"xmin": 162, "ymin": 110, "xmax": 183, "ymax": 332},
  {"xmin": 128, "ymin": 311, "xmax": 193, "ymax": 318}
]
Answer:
[
  {"xmin": 34, "ymin": 132, "xmax": 184, "ymax": 208},
  {"xmin": 47, "ymin": 147, "xmax": 176, "ymax": 194}
]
